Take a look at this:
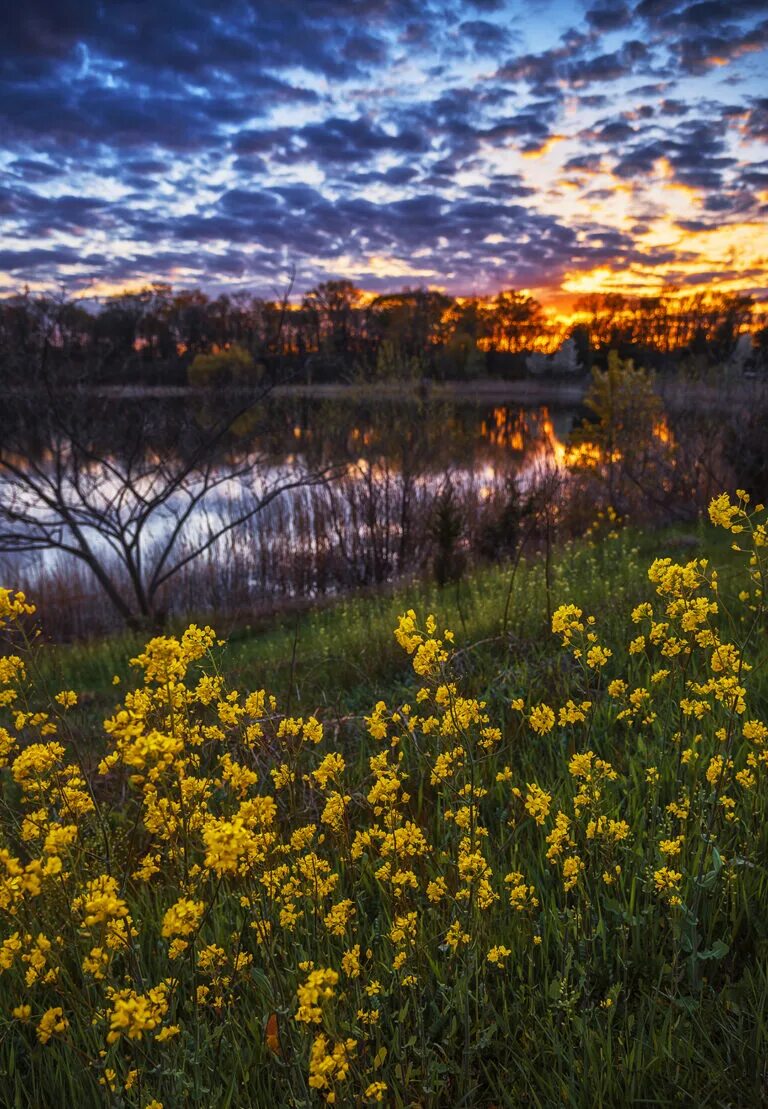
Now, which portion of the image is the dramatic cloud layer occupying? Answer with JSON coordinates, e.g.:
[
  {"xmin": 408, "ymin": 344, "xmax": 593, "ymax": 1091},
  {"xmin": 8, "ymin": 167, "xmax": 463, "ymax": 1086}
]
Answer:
[{"xmin": 1, "ymin": 0, "xmax": 767, "ymax": 307}]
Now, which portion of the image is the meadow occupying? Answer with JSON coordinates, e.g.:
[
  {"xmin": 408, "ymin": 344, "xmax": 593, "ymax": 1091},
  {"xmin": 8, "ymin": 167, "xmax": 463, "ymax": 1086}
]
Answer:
[{"xmin": 0, "ymin": 492, "xmax": 766, "ymax": 1107}]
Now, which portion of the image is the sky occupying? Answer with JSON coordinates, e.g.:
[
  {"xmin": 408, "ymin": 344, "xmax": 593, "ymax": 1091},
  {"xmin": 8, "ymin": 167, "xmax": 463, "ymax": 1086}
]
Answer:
[{"xmin": 1, "ymin": 0, "xmax": 767, "ymax": 311}]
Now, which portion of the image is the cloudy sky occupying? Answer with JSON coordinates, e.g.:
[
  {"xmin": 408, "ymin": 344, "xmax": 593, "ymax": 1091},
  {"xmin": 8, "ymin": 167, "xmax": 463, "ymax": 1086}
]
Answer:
[{"xmin": 2, "ymin": 0, "xmax": 767, "ymax": 310}]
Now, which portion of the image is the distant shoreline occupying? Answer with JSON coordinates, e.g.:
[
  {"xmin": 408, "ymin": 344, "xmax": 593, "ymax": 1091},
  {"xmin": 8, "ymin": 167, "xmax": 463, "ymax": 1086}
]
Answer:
[
  {"xmin": 9, "ymin": 374, "xmax": 764, "ymax": 410},
  {"xmin": 36, "ymin": 377, "xmax": 589, "ymax": 404},
  {"xmin": 272, "ymin": 378, "xmax": 589, "ymax": 403}
]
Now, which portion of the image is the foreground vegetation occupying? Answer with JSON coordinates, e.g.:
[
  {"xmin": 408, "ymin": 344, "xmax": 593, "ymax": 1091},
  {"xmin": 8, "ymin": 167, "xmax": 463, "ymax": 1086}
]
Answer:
[{"xmin": 0, "ymin": 493, "xmax": 767, "ymax": 1107}]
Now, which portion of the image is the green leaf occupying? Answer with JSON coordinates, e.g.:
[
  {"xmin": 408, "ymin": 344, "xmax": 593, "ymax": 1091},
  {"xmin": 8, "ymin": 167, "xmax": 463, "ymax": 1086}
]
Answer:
[
  {"xmin": 697, "ymin": 939, "xmax": 729, "ymax": 961},
  {"xmin": 698, "ymin": 869, "xmax": 718, "ymax": 891},
  {"xmin": 680, "ymin": 930, "xmax": 695, "ymax": 955}
]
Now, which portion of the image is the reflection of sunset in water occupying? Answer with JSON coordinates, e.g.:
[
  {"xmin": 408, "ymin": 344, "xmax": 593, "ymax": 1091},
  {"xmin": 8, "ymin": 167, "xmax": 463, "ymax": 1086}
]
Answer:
[
  {"xmin": 653, "ymin": 417, "xmax": 673, "ymax": 447},
  {"xmin": 479, "ymin": 405, "xmax": 569, "ymax": 466},
  {"xmin": 477, "ymin": 403, "xmax": 676, "ymax": 475}
]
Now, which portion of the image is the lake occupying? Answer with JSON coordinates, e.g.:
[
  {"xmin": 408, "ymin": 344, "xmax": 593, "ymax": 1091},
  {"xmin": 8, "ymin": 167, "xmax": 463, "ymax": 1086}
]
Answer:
[{"xmin": 0, "ymin": 390, "xmax": 581, "ymax": 636}]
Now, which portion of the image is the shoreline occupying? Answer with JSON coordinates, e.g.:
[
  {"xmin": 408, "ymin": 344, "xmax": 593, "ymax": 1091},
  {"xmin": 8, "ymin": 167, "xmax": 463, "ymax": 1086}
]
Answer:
[
  {"xmin": 9, "ymin": 373, "xmax": 764, "ymax": 409},
  {"xmin": 19, "ymin": 377, "xmax": 589, "ymax": 404}
]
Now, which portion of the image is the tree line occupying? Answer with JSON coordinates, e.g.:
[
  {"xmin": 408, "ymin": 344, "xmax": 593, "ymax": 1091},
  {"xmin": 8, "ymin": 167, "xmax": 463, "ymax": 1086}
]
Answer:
[{"xmin": 1, "ymin": 280, "xmax": 764, "ymax": 387}]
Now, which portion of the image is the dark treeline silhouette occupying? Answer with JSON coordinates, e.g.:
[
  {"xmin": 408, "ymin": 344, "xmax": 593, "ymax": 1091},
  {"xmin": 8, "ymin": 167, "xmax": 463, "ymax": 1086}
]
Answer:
[{"xmin": 1, "ymin": 280, "xmax": 765, "ymax": 388}]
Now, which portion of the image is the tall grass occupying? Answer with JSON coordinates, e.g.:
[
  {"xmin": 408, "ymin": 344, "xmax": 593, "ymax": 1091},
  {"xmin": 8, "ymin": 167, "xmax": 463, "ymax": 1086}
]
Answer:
[
  {"xmin": 1, "ymin": 496, "xmax": 766, "ymax": 1106},
  {"xmin": 5, "ymin": 463, "xmax": 523, "ymax": 642}
]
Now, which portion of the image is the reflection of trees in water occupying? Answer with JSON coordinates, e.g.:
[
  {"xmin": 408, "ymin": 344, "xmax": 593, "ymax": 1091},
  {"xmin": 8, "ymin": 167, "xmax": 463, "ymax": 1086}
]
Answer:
[
  {"xmin": 0, "ymin": 394, "xmax": 553, "ymax": 472},
  {"xmin": 1, "ymin": 382, "xmax": 751, "ymax": 639},
  {"xmin": 1, "ymin": 393, "xmax": 577, "ymax": 471},
  {"xmin": 0, "ymin": 389, "xmax": 332, "ymax": 629},
  {"xmin": 564, "ymin": 355, "xmax": 750, "ymax": 525},
  {"xmin": 0, "ymin": 393, "xmax": 577, "ymax": 636},
  {"xmin": 3, "ymin": 461, "xmax": 548, "ymax": 639}
]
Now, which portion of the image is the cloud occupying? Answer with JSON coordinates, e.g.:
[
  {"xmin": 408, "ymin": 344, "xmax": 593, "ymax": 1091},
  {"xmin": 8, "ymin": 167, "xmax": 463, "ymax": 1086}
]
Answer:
[
  {"xmin": 659, "ymin": 99, "xmax": 690, "ymax": 116},
  {"xmin": 290, "ymin": 116, "xmax": 432, "ymax": 166},
  {"xmin": 459, "ymin": 20, "xmax": 512, "ymax": 54},
  {"xmin": 0, "ymin": 0, "xmax": 766, "ymax": 302},
  {"xmin": 741, "ymin": 98, "xmax": 768, "ymax": 141},
  {"xmin": 586, "ymin": 4, "xmax": 634, "ymax": 31},
  {"xmin": 0, "ymin": 246, "xmax": 109, "ymax": 271},
  {"xmin": 671, "ymin": 19, "xmax": 768, "ymax": 75}
]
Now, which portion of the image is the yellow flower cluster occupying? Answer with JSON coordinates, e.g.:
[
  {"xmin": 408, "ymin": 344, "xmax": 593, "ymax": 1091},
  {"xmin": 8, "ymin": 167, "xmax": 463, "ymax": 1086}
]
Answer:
[
  {"xmin": 106, "ymin": 983, "xmax": 170, "ymax": 1044},
  {"xmin": 295, "ymin": 968, "xmax": 339, "ymax": 1025},
  {"xmin": 0, "ymin": 492, "xmax": 765, "ymax": 1105}
]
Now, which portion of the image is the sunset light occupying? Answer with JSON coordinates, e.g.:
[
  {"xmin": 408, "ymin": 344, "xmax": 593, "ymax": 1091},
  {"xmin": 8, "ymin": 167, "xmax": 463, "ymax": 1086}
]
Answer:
[
  {"xmin": 2, "ymin": 7, "xmax": 768, "ymax": 1105},
  {"xmin": 0, "ymin": 1, "xmax": 766, "ymax": 308}
]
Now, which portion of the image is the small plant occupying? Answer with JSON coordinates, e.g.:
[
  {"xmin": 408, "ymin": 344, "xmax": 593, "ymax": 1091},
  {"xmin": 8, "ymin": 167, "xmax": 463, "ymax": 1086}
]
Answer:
[{"xmin": 430, "ymin": 482, "xmax": 465, "ymax": 587}]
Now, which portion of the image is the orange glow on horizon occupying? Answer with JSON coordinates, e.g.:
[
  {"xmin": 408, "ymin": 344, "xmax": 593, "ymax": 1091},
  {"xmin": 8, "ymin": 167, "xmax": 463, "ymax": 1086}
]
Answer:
[{"xmin": 3, "ymin": 243, "xmax": 765, "ymax": 348}]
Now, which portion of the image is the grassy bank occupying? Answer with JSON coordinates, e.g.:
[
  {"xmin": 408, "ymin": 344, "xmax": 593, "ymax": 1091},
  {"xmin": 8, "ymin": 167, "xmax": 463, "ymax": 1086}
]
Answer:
[
  {"xmin": 2, "ymin": 503, "xmax": 767, "ymax": 1106},
  {"xmin": 45, "ymin": 516, "xmax": 758, "ymax": 716}
]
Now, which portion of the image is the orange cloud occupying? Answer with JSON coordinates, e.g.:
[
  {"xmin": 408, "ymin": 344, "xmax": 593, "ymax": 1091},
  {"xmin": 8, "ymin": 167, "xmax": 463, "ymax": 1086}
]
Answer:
[{"xmin": 521, "ymin": 134, "xmax": 566, "ymax": 160}]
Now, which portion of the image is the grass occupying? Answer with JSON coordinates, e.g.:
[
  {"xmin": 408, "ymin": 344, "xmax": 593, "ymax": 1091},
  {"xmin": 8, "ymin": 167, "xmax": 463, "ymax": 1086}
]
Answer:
[
  {"xmin": 45, "ymin": 516, "xmax": 746, "ymax": 715},
  {"xmin": 2, "ymin": 506, "xmax": 767, "ymax": 1107}
]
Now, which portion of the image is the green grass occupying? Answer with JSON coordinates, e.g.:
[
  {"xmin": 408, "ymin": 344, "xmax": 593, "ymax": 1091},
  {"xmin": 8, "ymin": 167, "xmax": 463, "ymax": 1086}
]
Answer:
[
  {"xmin": 44, "ymin": 518, "xmax": 747, "ymax": 716},
  {"xmin": 4, "ymin": 516, "xmax": 767, "ymax": 1107}
]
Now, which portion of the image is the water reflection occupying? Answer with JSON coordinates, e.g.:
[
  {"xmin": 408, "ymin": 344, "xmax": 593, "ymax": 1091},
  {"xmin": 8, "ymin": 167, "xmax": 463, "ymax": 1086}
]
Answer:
[{"xmin": 0, "ymin": 395, "xmax": 578, "ymax": 636}]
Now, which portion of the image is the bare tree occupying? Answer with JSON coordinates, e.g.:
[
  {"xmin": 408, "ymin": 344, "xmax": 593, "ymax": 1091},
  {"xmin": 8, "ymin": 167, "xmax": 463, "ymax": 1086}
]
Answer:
[{"xmin": 0, "ymin": 320, "xmax": 335, "ymax": 630}]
